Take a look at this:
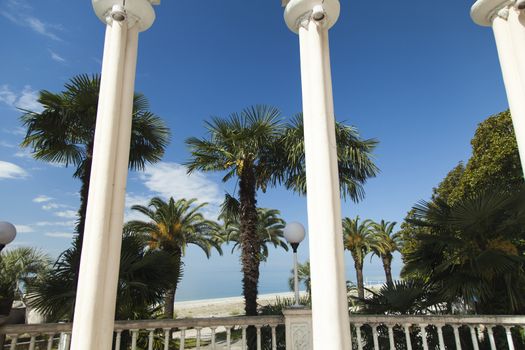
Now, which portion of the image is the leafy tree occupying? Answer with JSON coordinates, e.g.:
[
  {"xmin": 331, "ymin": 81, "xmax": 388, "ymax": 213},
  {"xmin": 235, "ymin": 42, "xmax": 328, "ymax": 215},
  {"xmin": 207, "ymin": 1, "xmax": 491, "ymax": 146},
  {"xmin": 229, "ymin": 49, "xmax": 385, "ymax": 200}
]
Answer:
[
  {"xmin": 342, "ymin": 217, "xmax": 378, "ymax": 299},
  {"xmin": 20, "ymin": 75, "xmax": 170, "ymax": 242},
  {"xmin": 370, "ymin": 220, "xmax": 400, "ymax": 285},
  {"xmin": 27, "ymin": 235, "xmax": 177, "ymax": 322},
  {"xmin": 186, "ymin": 105, "xmax": 378, "ymax": 320},
  {"xmin": 403, "ymin": 186, "xmax": 525, "ymax": 314},
  {"xmin": 449, "ymin": 110, "xmax": 523, "ymax": 202},
  {"xmin": 125, "ymin": 197, "xmax": 222, "ymax": 319}
]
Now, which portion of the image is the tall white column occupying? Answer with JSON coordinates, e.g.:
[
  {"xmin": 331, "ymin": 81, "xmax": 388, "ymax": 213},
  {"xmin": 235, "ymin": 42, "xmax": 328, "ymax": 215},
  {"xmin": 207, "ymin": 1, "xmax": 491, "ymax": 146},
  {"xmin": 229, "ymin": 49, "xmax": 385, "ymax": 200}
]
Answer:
[
  {"xmin": 283, "ymin": 1, "xmax": 351, "ymax": 349},
  {"xmin": 472, "ymin": 0, "xmax": 525, "ymax": 176},
  {"xmin": 71, "ymin": 2, "xmax": 157, "ymax": 350}
]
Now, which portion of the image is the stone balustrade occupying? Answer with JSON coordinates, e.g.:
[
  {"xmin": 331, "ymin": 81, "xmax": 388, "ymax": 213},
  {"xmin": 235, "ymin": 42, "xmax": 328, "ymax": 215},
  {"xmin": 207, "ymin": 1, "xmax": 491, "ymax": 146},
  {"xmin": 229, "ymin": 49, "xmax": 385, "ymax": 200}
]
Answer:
[{"xmin": 2, "ymin": 311, "xmax": 525, "ymax": 349}]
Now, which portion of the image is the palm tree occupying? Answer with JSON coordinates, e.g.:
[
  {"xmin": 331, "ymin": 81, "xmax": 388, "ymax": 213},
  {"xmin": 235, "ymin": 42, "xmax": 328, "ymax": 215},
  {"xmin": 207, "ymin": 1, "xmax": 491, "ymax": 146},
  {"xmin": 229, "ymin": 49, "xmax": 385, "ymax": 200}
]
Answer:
[
  {"xmin": 288, "ymin": 261, "xmax": 311, "ymax": 297},
  {"xmin": 186, "ymin": 106, "xmax": 378, "ymax": 318},
  {"xmin": 404, "ymin": 185, "xmax": 525, "ymax": 314},
  {"xmin": 20, "ymin": 74, "xmax": 170, "ymax": 242},
  {"xmin": 342, "ymin": 216, "xmax": 377, "ymax": 299},
  {"xmin": 219, "ymin": 196, "xmax": 288, "ymax": 262},
  {"xmin": 370, "ymin": 220, "xmax": 400, "ymax": 285},
  {"xmin": 26, "ymin": 235, "xmax": 177, "ymax": 322},
  {"xmin": 125, "ymin": 197, "xmax": 222, "ymax": 319}
]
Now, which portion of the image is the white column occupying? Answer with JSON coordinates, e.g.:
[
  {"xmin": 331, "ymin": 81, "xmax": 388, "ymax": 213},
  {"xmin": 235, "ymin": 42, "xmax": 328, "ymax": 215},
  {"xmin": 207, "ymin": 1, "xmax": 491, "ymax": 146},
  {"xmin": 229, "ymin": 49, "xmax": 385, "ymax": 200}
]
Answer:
[
  {"xmin": 283, "ymin": 1, "xmax": 351, "ymax": 349},
  {"xmin": 71, "ymin": 1, "xmax": 157, "ymax": 350},
  {"xmin": 472, "ymin": 1, "xmax": 525, "ymax": 177}
]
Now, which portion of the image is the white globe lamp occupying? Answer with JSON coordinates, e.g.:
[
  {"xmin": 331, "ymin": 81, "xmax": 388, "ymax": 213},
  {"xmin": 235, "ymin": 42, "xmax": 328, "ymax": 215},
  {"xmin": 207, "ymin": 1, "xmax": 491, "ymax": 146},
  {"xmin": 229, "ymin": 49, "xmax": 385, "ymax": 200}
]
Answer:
[
  {"xmin": 284, "ymin": 222, "xmax": 306, "ymax": 307},
  {"xmin": 0, "ymin": 222, "xmax": 16, "ymax": 252}
]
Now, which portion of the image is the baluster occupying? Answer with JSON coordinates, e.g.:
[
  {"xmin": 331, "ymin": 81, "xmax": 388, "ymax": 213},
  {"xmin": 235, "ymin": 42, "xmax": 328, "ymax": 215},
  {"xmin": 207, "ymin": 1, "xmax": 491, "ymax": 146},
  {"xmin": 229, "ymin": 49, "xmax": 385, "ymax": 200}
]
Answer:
[
  {"xmin": 115, "ymin": 331, "xmax": 122, "ymax": 350},
  {"xmin": 505, "ymin": 326, "xmax": 515, "ymax": 350},
  {"xmin": 453, "ymin": 325, "xmax": 462, "ymax": 350},
  {"xmin": 271, "ymin": 325, "xmax": 277, "ymax": 350},
  {"xmin": 404, "ymin": 324, "xmax": 413, "ymax": 350},
  {"xmin": 372, "ymin": 324, "xmax": 379, "ymax": 350},
  {"xmin": 487, "ymin": 326, "xmax": 496, "ymax": 350},
  {"xmin": 256, "ymin": 325, "xmax": 262, "ymax": 350},
  {"xmin": 420, "ymin": 324, "xmax": 429, "ymax": 350},
  {"xmin": 242, "ymin": 326, "xmax": 247, "ymax": 350},
  {"xmin": 225, "ymin": 326, "xmax": 232, "ymax": 350},
  {"xmin": 180, "ymin": 328, "xmax": 186, "ymax": 350},
  {"xmin": 46, "ymin": 333, "xmax": 55, "ymax": 350},
  {"xmin": 355, "ymin": 324, "xmax": 363, "ymax": 350},
  {"xmin": 9, "ymin": 335, "xmax": 18, "ymax": 350},
  {"xmin": 387, "ymin": 325, "xmax": 395, "ymax": 350},
  {"xmin": 349, "ymin": 323, "xmax": 353, "ymax": 350},
  {"xmin": 469, "ymin": 325, "xmax": 480, "ymax": 350},
  {"xmin": 147, "ymin": 329, "xmax": 155, "ymax": 350},
  {"xmin": 436, "ymin": 324, "xmax": 445, "ymax": 350},
  {"xmin": 210, "ymin": 327, "xmax": 216, "ymax": 350},
  {"xmin": 163, "ymin": 328, "xmax": 170, "ymax": 350},
  {"xmin": 28, "ymin": 334, "xmax": 36, "ymax": 350},
  {"xmin": 64, "ymin": 332, "xmax": 71, "ymax": 350},
  {"xmin": 195, "ymin": 327, "xmax": 202, "ymax": 350},
  {"xmin": 131, "ymin": 329, "xmax": 139, "ymax": 350}
]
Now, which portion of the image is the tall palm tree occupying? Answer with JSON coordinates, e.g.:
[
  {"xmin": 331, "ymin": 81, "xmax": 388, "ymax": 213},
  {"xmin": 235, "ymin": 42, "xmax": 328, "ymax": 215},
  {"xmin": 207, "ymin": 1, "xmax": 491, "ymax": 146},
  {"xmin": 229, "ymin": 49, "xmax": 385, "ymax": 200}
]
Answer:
[
  {"xmin": 370, "ymin": 220, "xmax": 400, "ymax": 285},
  {"xmin": 20, "ymin": 74, "xmax": 170, "ymax": 242},
  {"xmin": 219, "ymin": 196, "xmax": 288, "ymax": 261},
  {"xmin": 343, "ymin": 216, "xmax": 376, "ymax": 299},
  {"xmin": 125, "ymin": 197, "xmax": 222, "ymax": 319},
  {"xmin": 186, "ymin": 106, "xmax": 378, "ymax": 317}
]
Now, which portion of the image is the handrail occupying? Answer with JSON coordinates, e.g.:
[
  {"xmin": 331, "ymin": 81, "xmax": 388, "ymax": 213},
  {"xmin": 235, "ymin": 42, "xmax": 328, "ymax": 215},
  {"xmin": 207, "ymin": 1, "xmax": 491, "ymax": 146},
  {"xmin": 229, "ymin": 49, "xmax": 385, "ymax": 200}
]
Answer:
[{"xmin": 348, "ymin": 314, "xmax": 525, "ymax": 325}]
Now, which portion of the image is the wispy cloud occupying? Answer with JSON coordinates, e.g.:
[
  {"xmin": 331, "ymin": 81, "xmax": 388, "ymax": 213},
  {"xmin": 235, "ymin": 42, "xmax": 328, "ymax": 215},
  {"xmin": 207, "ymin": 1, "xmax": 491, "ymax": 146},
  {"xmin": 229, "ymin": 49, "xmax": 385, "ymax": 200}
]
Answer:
[
  {"xmin": 15, "ymin": 224, "xmax": 34, "ymax": 233},
  {"xmin": 49, "ymin": 49, "xmax": 66, "ymax": 63},
  {"xmin": 45, "ymin": 232, "xmax": 74, "ymax": 239},
  {"xmin": 1, "ymin": 0, "xmax": 62, "ymax": 41},
  {"xmin": 3, "ymin": 126, "xmax": 26, "ymax": 136},
  {"xmin": 33, "ymin": 195, "xmax": 53, "ymax": 203},
  {"xmin": 35, "ymin": 220, "xmax": 75, "ymax": 227},
  {"xmin": 0, "ymin": 160, "xmax": 28, "ymax": 179},
  {"xmin": 137, "ymin": 162, "xmax": 223, "ymax": 219},
  {"xmin": 54, "ymin": 210, "xmax": 77, "ymax": 219},
  {"xmin": 0, "ymin": 140, "xmax": 16, "ymax": 148},
  {"xmin": 0, "ymin": 85, "xmax": 42, "ymax": 112}
]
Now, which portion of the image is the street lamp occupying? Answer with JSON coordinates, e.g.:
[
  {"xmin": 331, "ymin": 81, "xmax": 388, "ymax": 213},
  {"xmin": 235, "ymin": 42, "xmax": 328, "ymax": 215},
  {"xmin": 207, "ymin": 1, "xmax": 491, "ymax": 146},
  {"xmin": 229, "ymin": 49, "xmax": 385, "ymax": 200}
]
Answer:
[
  {"xmin": 284, "ymin": 222, "xmax": 306, "ymax": 307},
  {"xmin": 0, "ymin": 222, "xmax": 16, "ymax": 252}
]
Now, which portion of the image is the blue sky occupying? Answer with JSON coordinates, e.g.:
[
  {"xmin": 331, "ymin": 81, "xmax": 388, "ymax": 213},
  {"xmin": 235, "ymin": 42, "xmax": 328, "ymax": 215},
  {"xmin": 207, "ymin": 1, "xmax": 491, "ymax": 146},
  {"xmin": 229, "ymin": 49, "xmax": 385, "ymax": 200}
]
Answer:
[{"xmin": 0, "ymin": 0, "xmax": 511, "ymax": 301}]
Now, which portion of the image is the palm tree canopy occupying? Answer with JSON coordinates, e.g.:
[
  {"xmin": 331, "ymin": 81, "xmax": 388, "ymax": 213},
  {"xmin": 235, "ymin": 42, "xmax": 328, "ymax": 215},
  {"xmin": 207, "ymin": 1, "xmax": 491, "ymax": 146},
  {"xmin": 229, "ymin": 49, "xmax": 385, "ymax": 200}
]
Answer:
[
  {"xmin": 275, "ymin": 114, "xmax": 379, "ymax": 201},
  {"xmin": 342, "ymin": 216, "xmax": 377, "ymax": 265},
  {"xmin": 220, "ymin": 199, "xmax": 289, "ymax": 261},
  {"xmin": 403, "ymin": 185, "xmax": 525, "ymax": 313},
  {"xmin": 126, "ymin": 197, "xmax": 223, "ymax": 257},
  {"xmin": 370, "ymin": 220, "xmax": 400, "ymax": 258},
  {"xmin": 20, "ymin": 74, "xmax": 170, "ymax": 176}
]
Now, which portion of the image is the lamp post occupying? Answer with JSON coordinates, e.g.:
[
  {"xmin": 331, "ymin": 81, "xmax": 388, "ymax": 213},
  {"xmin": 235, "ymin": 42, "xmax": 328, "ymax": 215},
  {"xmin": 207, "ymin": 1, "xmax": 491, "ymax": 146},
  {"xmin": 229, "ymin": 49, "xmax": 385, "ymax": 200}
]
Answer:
[
  {"xmin": 282, "ymin": 0, "xmax": 352, "ymax": 349},
  {"xmin": 70, "ymin": 1, "xmax": 158, "ymax": 350},
  {"xmin": 284, "ymin": 222, "xmax": 306, "ymax": 307},
  {"xmin": 471, "ymin": 0, "xmax": 525, "ymax": 177},
  {"xmin": 0, "ymin": 222, "xmax": 16, "ymax": 252}
]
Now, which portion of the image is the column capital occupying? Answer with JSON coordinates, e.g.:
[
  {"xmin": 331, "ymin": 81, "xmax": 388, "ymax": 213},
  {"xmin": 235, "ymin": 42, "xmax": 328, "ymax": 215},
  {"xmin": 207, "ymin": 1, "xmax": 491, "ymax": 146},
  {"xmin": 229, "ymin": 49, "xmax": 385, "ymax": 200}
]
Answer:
[
  {"xmin": 93, "ymin": 0, "xmax": 158, "ymax": 31},
  {"xmin": 283, "ymin": 0, "xmax": 340, "ymax": 34},
  {"xmin": 471, "ymin": 0, "xmax": 516, "ymax": 26}
]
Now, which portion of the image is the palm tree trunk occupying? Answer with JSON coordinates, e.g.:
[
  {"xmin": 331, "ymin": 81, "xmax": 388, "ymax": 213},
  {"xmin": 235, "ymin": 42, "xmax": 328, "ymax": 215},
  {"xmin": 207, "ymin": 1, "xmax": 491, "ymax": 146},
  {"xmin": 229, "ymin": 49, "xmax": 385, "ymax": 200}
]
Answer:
[
  {"xmin": 76, "ymin": 155, "xmax": 92, "ymax": 244},
  {"xmin": 355, "ymin": 260, "xmax": 365, "ymax": 299},
  {"xmin": 164, "ymin": 251, "xmax": 182, "ymax": 319},
  {"xmin": 239, "ymin": 165, "xmax": 260, "ymax": 316},
  {"xmin": 382, "ymin": 253, "xmax": 393, "ymax": 285}
]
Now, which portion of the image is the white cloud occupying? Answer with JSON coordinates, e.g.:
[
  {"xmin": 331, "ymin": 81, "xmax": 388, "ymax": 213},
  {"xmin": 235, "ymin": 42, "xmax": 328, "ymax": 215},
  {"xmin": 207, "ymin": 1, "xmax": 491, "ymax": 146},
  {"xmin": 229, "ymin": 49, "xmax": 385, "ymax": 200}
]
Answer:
[
  {"xmin": 0, "ymin": 160, "xmax": 28, "ymax": 179},
  {"xmin": 1, "ymin": 0, "xmax": 62, "ymax": 41},
  {"xmin": 42, "ymin": 203, "xmax": 60, "ymax": 210},
  {"xmin": 15, "ymin": 224, "xmax": 34, "ymax": 233},
  {"xmin": 33, "ymin": 195, "xmax": 53, "ymax": 203},
  {"xmin": 0, "ymin": 85, "xmax": 42, "ymax": 112},
  {"xmin": 45, "ymin": 232, "xmax": 74, "ymax": 239},
  {"xmin": 0, "ymin": 141, "xmax": 15, "ymax": 148},
  {"xmin": 49, "ymin": 50, "xmax": 65, "ymax": 63},
  {"xmin": 138, "ymin": 162, "xmax": 223, "ymax": 219},
  {"xmin": 54, "ymin": 210, "xmax": 77, "ymax": 219},
  {"xmin": 36, "ymin": 220, "xmax": 75, "ymax": 227},
  {"xmin": 3, "ymin": 126, "xmax": 26, "ymax": 136}
]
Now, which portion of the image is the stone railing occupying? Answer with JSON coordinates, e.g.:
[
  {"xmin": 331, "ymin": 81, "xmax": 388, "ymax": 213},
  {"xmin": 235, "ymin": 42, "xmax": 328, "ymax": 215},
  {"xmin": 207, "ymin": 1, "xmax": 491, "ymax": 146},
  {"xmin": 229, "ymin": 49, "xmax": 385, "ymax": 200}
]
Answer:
[
  {"xmin": 2, "ymin": 311, "xmax": 525, "ymax": 349},
  {"xmin": 0, "ymin": 315, "xmax": 284, "ymax": 350}
]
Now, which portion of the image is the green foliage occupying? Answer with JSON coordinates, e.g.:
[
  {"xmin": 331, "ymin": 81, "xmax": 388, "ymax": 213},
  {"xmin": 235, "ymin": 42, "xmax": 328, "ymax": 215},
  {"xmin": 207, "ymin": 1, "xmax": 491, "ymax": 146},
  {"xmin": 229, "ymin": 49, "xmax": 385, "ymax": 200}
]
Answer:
[
  {"xmin": 26, "ymin": 235, "xmax": 178, "ymax": 322},
  {"xmin": 288, "ymin": 261, "xmax": 311, "ymax": 298},
  {"xmin": 403, "ymin": 186, "xmax": 525, "ymax": 314},
  {"xmin": 0, "ymin": 248, "xmax": 50, "ymax": 315},
  {"xmin": 370, "ymin": 220, "xmax": 400, "ymax": 284}
]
